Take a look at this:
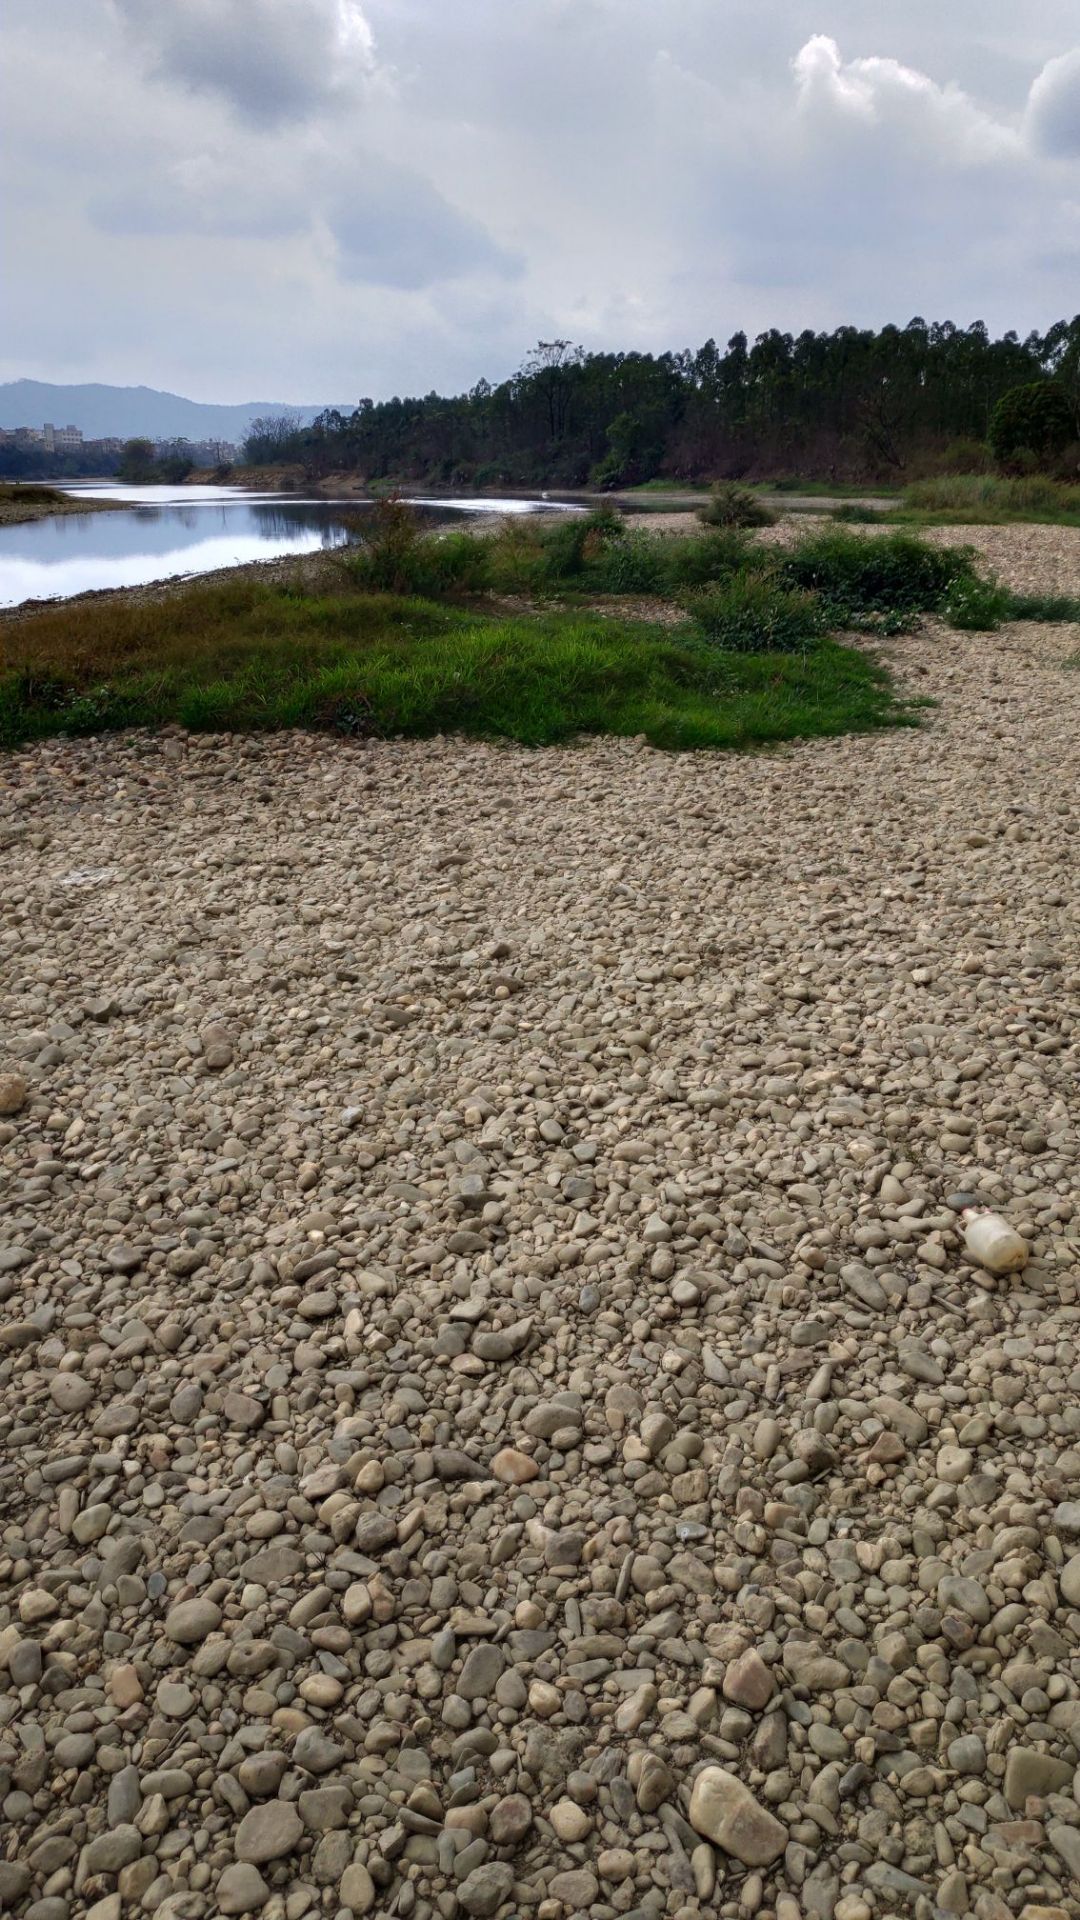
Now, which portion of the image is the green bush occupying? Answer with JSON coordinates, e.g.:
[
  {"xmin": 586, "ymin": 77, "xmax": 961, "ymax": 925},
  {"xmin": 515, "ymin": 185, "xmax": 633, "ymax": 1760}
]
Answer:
[
  {"xmin": 943, "ymin": 577, "xmax": 1010, "ymax": 631},
  {"xmin": 698, "ymin": 482, "xmax": 777, "ymax": 529},
  {"xmin": 686, "ymin": 576, "xmax": 824, "ymax": 652},
  {"xmin": 989, "ymin": 382, "xmax": 1074, "ymax": 468},
  {"xmin": 780, "ymin": 529, "xmax": 974, "ymax": 624}
]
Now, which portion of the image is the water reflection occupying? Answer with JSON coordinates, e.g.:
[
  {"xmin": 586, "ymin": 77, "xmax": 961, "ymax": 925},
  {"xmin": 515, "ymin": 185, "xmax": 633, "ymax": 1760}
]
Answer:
[{"xmin": 0, "ymin": 483, "xmax": 572, "ymax": 608}]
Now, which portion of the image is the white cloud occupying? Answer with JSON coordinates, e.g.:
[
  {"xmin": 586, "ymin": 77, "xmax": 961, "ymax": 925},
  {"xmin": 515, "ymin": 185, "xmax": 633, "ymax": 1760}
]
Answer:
[
  {"xmin": 1026, "ymin": 49, "xmax": 1080, "ymax": 157},
  {"xmin": 793, "ymin": 35, "xmax": 1021, "ymax": 164},
  {"xmin": 111, "ymin": 0, "xmax": 380, "ymax": 126}
]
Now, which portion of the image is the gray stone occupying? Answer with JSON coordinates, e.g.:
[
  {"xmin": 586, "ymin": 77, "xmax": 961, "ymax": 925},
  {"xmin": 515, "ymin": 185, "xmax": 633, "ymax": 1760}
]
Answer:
[
  {"xmin": 458, "ymin": 1642, "xmax": 506, "ymax": 1700},
  {"xmin": 1003, "ymin": 1746, "xmax": 1074, "ymax": 1807},
  {"xmin": 457, "ymin": 1862, "xmax": 514, "ymax": 1917},
  {"xmin": 164, "ymin": 1597, "xmax": 222, "ymax": 1645},
  {"xmin": 234, "ymin": 1799, "xmax": 304, "ymax": 1863},
  {"xmin": 217, "ymin": 1864, "xmax": 270, "ymax": 1915}
]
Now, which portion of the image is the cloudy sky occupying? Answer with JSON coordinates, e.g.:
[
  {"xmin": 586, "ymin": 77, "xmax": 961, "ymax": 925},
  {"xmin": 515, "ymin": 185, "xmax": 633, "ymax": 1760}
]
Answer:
[{"xmin": 4, "ymin": 0, "xmax": 1079, "ymax": 404}]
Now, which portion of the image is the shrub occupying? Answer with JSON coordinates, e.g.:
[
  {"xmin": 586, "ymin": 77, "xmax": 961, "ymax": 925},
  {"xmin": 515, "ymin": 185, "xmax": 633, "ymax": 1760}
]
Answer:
[
  {"xmin": 686, "ymin": 576, "xmax": 824, "ymax": 652},
  {"xmin": 539, "ymin": 507, "xmax": 624, "ymax": 581},
  {"xmin": 698, "ymin": 482, "xmax": 776, "ymax": 529},
  {"xmin": 943, "ymin": 577, "xmax": 1010, "ymax": 631},
  {"xmin": 344, "ymin": 496, "xmax": 426, "ymax": 593},
  {"xmin": 989, "ymin": 382, "xmax": 1074, "ymax": 468},
  {"xmin": 780, "ymin": 529, "xmax": 974, "ymax": 623}
]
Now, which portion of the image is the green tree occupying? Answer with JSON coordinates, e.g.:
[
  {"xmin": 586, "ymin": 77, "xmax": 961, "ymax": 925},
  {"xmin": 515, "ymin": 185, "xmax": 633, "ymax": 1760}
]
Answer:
[
  {"xmin": 118, "ymin": 438, "xmax": 157, "ymax": 483},
  {"xmin": 989, "ymin": 382, "xmax": 1074, "ymax": 467}
]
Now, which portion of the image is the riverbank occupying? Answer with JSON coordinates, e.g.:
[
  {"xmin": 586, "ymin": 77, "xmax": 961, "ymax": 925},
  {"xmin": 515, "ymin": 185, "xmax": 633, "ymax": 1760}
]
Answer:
[{"xmin": 0, "ymin": 483, "xmax": 123, "ymax": 526}]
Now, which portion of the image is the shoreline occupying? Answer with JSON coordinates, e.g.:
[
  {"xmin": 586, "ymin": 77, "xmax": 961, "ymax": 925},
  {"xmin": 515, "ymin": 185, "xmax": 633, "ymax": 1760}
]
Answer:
[{"xmin": 0, "ymin": 486, "xmax": 125, "ymax": 527}]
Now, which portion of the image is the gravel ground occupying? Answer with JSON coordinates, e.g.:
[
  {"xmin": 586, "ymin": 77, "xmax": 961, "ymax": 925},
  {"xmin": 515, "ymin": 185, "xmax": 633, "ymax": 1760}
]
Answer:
[{"xmin": 1, "ymin": 612, "xmax": 1079, "ymax": 1920}]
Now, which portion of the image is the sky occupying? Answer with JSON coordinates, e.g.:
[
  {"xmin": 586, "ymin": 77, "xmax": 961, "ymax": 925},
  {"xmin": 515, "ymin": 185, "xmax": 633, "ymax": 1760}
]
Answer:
[{"xmin": 3, "ymin": 0, "xmax": 1080, "ymax": 405}]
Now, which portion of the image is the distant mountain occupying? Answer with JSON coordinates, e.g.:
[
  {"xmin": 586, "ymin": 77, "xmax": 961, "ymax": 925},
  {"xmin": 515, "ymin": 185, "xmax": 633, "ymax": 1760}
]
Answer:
[{"xmin": 0, "ymin": 380, "xmax": 351, "ymax": 443}]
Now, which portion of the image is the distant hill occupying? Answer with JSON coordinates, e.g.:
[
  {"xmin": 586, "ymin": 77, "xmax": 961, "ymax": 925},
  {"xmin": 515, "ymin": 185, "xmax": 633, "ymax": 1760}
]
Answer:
[{"xmin": 0, "ymin": 380, "xmax": 350, "ymax": 443}]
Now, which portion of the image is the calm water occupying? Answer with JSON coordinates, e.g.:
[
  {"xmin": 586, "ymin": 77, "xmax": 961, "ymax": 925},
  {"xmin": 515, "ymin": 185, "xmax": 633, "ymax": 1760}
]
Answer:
[{"xmin": 0, "ymin": 483, "xmax": 572, "ymax": 608}]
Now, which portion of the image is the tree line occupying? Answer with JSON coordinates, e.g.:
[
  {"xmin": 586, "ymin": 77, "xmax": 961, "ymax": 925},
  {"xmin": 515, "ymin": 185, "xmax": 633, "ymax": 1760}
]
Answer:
[{"xmin": 241, "ymin": 317, "xmax": 1080, "ymax": 489}]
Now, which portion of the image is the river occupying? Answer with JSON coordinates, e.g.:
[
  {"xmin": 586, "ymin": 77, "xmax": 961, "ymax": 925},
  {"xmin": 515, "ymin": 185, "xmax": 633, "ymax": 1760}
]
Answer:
[{"xmin": 0, "ymin": 482, "xmax": 573, "ymax": 608}]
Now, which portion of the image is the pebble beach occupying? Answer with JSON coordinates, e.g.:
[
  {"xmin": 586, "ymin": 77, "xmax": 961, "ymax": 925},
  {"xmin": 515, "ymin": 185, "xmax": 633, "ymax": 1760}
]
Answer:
[{"xmin": 1, "ymin": 560, "xmax": 1079, "ymax": 1919}]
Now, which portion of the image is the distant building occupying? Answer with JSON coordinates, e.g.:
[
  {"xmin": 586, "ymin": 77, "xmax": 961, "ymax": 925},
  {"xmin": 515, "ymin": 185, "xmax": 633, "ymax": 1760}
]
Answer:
[{"xmin": 42, "ymin": 423, "xmax": 84, "ymax": 451}]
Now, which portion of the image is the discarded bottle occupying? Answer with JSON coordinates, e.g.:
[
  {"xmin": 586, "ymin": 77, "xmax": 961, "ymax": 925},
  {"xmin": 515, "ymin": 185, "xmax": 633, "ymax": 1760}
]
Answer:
[{"xmin": 961, "ymin": 1207, "xmax": 1029, "ymax": 1275}]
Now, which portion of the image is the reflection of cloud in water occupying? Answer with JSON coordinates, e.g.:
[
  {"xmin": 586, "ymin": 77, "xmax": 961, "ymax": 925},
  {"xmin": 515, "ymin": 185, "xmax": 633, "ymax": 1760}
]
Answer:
[
  {"xmin": 0, "ymin": 487, "xmax": 577, "ymax": 606},
  {"xmin": 0, "ymin": 526, "xmax": 351, "ymax": 607}
]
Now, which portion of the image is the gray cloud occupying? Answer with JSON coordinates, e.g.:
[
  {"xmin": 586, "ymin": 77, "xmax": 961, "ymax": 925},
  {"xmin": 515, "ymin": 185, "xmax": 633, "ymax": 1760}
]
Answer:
[
  {"xmin": 328, "ymin": 169, "xmax": 521, "ymax": 291},
  {"xmin": 3, "ymin": 3, "xmax": 1080, "ymax": 402},
  {"xmin": 111, "ymin": 0, "xmax": 378, "ymax": 127}
]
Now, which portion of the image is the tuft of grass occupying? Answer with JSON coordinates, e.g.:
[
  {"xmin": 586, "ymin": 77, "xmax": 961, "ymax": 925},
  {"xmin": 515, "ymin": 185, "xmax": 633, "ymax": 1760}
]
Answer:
[
  {"xmin": 1005, "ymin": 591, "xmax": 1080, "ymax": 623},
  {"xmin": 830, "ymin": 503, "xmax": 884, "ymax": 524},
  {"xmin": 685, "ymin": 576, "xmax": 825, "ymax": 652}
]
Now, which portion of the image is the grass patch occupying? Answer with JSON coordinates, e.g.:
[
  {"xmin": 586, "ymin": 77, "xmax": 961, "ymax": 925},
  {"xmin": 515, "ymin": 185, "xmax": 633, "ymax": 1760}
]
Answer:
[
  {"xmin": 830, "ymin": 503, "xmax": 884, "ymax": 524},
  {"xmin": 0, "ymin": 571, "xmax": 912, "ymax": 753},
  {"xmin": 778, "ymin": 528, "xmax": 976, "ymax": 632},
  {"xmin": 21, "ymin": 513, "xmax": 1073, "ymax": 755},
  {"xmin": 1006, "ymin": 591, "xmax": 1080, "ymax": 623},
  {"xmin": 898, "ymin": 473, "xmax": 1080, "ymax": 525}
]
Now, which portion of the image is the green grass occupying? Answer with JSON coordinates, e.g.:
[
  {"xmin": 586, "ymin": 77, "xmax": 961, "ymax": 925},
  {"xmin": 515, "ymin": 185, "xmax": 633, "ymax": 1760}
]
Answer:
[
  {"xmin": 777, "ymin": 528, "xmax": 977, "ymax": 632},
  {"xmin": 0, "ymin": 572, "xmax": 914, "ymax": 753},
  {"xmin": 15, "ymin": 512, "xmax": 1075, "ymax": 755},
  {"xmin": 897, "ymin": 473, "xmax": 1080, "ymax": 525}
]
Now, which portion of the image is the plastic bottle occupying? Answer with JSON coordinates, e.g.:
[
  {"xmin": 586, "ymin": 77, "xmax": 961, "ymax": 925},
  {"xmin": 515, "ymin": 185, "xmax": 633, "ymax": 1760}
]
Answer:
[{"xmin": 961, "ymin": 1207, "xmax": 1029, "ymax": 1275}]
